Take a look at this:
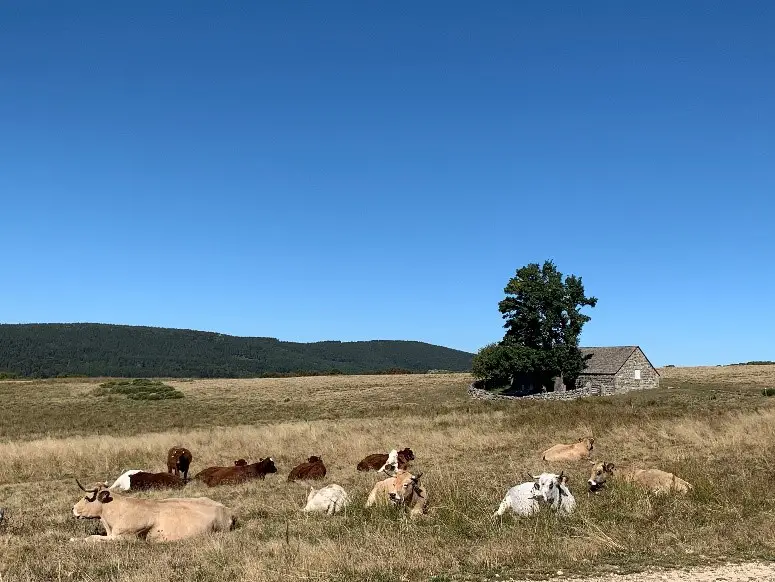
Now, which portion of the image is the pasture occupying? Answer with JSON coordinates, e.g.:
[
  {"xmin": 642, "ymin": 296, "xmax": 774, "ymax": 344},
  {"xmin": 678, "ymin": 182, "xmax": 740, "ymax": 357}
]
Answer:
[{"xmin": 1, "ymin": 367, "xmax": 775, "ymax": 581}]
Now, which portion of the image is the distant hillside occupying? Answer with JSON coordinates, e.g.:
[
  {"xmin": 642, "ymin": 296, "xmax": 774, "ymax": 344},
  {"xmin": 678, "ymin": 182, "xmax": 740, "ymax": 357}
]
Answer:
[{"xmin": 0, "ymin": 323, "xmax": 473, "ymax": 378}]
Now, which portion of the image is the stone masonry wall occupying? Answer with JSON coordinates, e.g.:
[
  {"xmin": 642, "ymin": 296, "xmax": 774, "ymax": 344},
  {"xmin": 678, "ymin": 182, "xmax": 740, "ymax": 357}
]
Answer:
[
  {"xmin": 575, "ymin": 375, "xmax": 616, "ymax": 396},
  {"xmin": 467, "ymin": 383, "xmax": 594, "ymax": 402},
  {"xmin": 614, "ymin": 348, "xmax": 660, "ymax": 393}
]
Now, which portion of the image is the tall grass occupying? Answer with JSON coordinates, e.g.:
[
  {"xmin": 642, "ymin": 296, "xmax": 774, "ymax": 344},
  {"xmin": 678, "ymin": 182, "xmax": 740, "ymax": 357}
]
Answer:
[{"xmin": 0, "ymin": 368, "xmax": 774, "ymax": 580}]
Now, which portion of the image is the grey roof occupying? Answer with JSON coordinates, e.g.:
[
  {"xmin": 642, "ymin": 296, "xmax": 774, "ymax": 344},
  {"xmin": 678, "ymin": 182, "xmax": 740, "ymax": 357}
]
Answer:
[{"xmin": 579, "ymin": 346, "xmax": 638, "ymax": 375}]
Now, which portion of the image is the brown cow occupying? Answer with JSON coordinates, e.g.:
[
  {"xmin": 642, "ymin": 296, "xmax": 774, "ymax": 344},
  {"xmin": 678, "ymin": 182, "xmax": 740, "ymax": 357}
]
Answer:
[
  {"xmin": 365, "ymin": 469, "xmax": 427, "ymax": 519},
  {"xmin": 191, "ymin": 459, "xmax": 247, "ymax": 484},
  {"xmin": 167, "ymin": 447, "xmax": 193, "ymax": 481},
  {"xmin": 357, "ymin": 448, "xmax": 415, "ymax": 472},
  {"xmin": 193, "ymin": 457, "xmax": 277, "ymax": 487},
  {"xmin": 287, "ymin": 456, "xmax": 327, "ymax": 482},
  {"xmin": 128, "ymin": 471, "xmax": 185, "ymax": 491},
  {"xmin": 588, "ymin": 462, "xmax": 693, "ymax": 495}
]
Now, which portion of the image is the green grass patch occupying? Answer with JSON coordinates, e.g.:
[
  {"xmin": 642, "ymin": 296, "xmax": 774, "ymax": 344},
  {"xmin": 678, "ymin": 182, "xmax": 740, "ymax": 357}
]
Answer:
[{"xmin": 94, "ymin": 378, "xmax": 184, "ymax": 400}]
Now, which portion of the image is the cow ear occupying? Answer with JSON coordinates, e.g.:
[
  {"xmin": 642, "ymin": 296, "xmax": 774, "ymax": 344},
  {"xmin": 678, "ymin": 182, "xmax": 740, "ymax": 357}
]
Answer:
[
  {"xmin": 606, "ymin": 463, "xmax": 615, "ymax": 472},
  {"xmin": 97, "ymin": 490, "xmax": 112, "ymax": 503},
  {"xmin": 578, "ymin": 437, "xmax": 584, "ymax": 442}
]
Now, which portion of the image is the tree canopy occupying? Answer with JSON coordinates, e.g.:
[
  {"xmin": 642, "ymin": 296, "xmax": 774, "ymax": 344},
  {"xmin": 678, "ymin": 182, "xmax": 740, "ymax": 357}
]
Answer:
[{"xmin": 472, "ymin": 260, "xmax": 597, "ymax": 389}]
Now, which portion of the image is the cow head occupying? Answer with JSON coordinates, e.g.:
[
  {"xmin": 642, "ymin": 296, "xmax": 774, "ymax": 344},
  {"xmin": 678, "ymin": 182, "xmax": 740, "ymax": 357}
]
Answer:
[
  {"xmin": 234, "ymin": 459, "xmax": 247, "ymax": 466},
  {"xmin": 398, "ymin": 448, "xmax": 415, "ymax": 461},
  {"xmin": 258, "ymin": 457, "xmax": 278, "ymax": 474},
  {"xmin": 72, "ymin": 479, "xmax": 113, "ymax": 519},
  {"xmin": 578, "ymin": 437, "xmax": 595, "ymax": 451},
  {"xmin": 308, "ymin": 456, "xmax": 322, "ymax": 463},
  {"xmin": 528, "ymin": 472, "xmax": 567, "ymax": 509},
  {"xmin": 387, "ymin": 470, "xmax": 423, "ymax": 505},
  {"xmin": 588, "ymin": 462, "xmax": 614, "ymax": 492}
]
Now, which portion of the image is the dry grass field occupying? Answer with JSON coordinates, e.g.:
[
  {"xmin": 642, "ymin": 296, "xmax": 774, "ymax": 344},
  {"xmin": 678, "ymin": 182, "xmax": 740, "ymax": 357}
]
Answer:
[{"xmin": 1, "ymin": 366, "xmax": 775, "ymax": 581}]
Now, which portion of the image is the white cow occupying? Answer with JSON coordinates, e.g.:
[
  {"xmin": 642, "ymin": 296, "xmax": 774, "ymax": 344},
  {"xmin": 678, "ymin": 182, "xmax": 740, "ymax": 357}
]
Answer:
[
  {"xmin": 493, "ymin": 472, "xmax": 576, "ymax": 517},
  {"xmin": 109, "ymin": 470, "xmax": 143, "ymax": 491},
  {"xmin": 302, "ymin": 484, "xmax": 349, "ymax": 514}
]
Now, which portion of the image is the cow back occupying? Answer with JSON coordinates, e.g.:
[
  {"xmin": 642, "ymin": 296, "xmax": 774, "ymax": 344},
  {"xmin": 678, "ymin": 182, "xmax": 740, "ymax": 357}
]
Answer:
[
  {"xmin": 129, "ymin": 471, "xmax": 185, "ymax": 490},
  {"xmin": 288, "ymin": 460, "xmax": 327, "ymax": 482},
  {"xmin": 356, "ymin": 453, "xmax": 388, "ymax": 472}
]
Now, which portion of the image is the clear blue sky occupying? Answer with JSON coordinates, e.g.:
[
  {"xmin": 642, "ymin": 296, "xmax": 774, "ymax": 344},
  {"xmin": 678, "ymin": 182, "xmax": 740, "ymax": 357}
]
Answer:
[{"xmin": 1, "ymin": 2, "xmax": 773, "ymax": 366}]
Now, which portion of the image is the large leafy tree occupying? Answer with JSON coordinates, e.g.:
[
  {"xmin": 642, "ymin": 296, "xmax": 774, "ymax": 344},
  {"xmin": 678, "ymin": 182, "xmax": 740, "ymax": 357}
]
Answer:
[{"xmin": 472, "ymin": 260, "xmax": 597, "ymax": 389}]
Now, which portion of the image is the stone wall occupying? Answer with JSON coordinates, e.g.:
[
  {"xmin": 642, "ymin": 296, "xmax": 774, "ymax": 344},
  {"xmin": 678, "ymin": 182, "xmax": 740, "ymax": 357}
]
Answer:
[
  {"xmin": 468, "ymin": 383, "xmax": 593, "ymax": 402},
  {"xmin": 614, "ymin": 347, "xmax": 660, "ymax": 393},
  {"xmin": 575, "ymin": 374, "xmax": 616, "ymax": 396}
]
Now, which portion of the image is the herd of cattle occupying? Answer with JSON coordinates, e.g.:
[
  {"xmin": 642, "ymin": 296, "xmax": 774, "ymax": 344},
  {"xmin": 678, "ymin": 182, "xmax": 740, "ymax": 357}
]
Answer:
[{"xmin": 0, "ymin": 437, "xmax": 693, "ymax": 542}]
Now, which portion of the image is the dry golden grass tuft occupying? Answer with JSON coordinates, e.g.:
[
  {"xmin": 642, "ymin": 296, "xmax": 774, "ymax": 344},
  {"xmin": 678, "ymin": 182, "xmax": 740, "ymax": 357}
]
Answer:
[{"xmin": 1, "ymin": 370, "xmax": 775, "ymax": 581}]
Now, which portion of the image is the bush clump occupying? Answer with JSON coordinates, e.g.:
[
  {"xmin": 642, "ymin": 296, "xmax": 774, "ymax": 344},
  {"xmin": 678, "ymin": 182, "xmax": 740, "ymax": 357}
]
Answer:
[
  {"xmin": 94, "ymin": 379, "xmax": 184, "ymax": 400},
  {"xmin": 762, "ymin": 387, "xmax": 775, "ymax": 397}
]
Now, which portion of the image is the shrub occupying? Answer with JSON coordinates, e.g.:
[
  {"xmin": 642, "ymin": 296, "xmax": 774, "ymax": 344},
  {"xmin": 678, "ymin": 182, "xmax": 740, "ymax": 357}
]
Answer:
[
  {"xmin": 763, "ymin": 387, "xmax": 775, "ymax": 397},
  {"xmin": 94, "ymin": 379, "xmax": 184, "ymax": 400}
]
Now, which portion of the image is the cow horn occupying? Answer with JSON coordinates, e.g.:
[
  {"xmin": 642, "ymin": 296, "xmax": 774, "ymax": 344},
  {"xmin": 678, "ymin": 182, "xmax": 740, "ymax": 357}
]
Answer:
[
  {"xmin": 75, "ymin": 478, "xmax": 99, "ymax": 494},
  {"xmin": 527, "ymin": 472, "xmax": 538, "ymax": 481}
]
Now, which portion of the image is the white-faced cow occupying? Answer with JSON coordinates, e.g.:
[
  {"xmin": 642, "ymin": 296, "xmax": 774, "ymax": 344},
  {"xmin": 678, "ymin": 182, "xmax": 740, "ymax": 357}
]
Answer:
[
  {"xmin": 357, "ymin": 448, "xmax": 414, "ymax": 472},
  {"xmin": 493, "ymin": 472, "xmax": 576, "ymax": 517}
]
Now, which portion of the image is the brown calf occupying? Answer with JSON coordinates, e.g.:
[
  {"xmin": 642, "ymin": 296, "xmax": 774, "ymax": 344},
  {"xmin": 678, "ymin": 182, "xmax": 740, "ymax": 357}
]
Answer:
[
  {"xmin": 287, "ymin": 456, "xmax": 327, "ymax": 482},
  {"xmin": 356, "ymin": 448, "xmax": 415, "ymax": 472},
  {"xmin": 167, "ymin": 447, "xmax": 193, "ymax": 481}
]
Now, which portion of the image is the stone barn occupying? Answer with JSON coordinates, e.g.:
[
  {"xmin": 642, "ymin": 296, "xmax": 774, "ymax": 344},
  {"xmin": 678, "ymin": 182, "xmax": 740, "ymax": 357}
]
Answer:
[{"xmin": 575, "ymin": 346, "xmax": 659, "ymax": 396}]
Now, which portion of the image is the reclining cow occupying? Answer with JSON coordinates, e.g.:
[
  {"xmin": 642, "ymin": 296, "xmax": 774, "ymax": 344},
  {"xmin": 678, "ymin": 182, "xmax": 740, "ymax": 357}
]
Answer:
[
  {"xmin": 193, "ymin": 457, "xmax": 277, "ymax": 486},
  {"xmin": 288, "ymin": 456, "xmax": 327, "ymax": 482},
  {"xmin": 365, "ymin": 469, "xmax": 427, "ymax": 518},
  {"xmin": 71, "ymin": 479, "xmax": 235, "ymax": 542},
  {"xmin": 493, "ymin": 472, "xmax": 576, "ymax": 517},
  {"xmin": 302, "ymin": 484, "xmax": 349, "ymax": 515},
  {"xmin": 109, "ymin": 470, "xmax": 185, "ymax": 491},
  {"xmin": 588, "ymin": 462, "xmax": 693, "ymax": 495},
  {"xmin": 357, "ymin": 448, "xmax": 414, "ymax": 473},
  {"xmin": 542, "ymin": 437, "xmax": 595, "ymax": 462}
]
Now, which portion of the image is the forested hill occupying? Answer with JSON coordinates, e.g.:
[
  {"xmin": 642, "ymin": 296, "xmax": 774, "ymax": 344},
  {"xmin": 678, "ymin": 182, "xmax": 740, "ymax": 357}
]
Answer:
[{"xmin": 0, "ymin": 323, "xmax": 473, "ymax": 378}]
